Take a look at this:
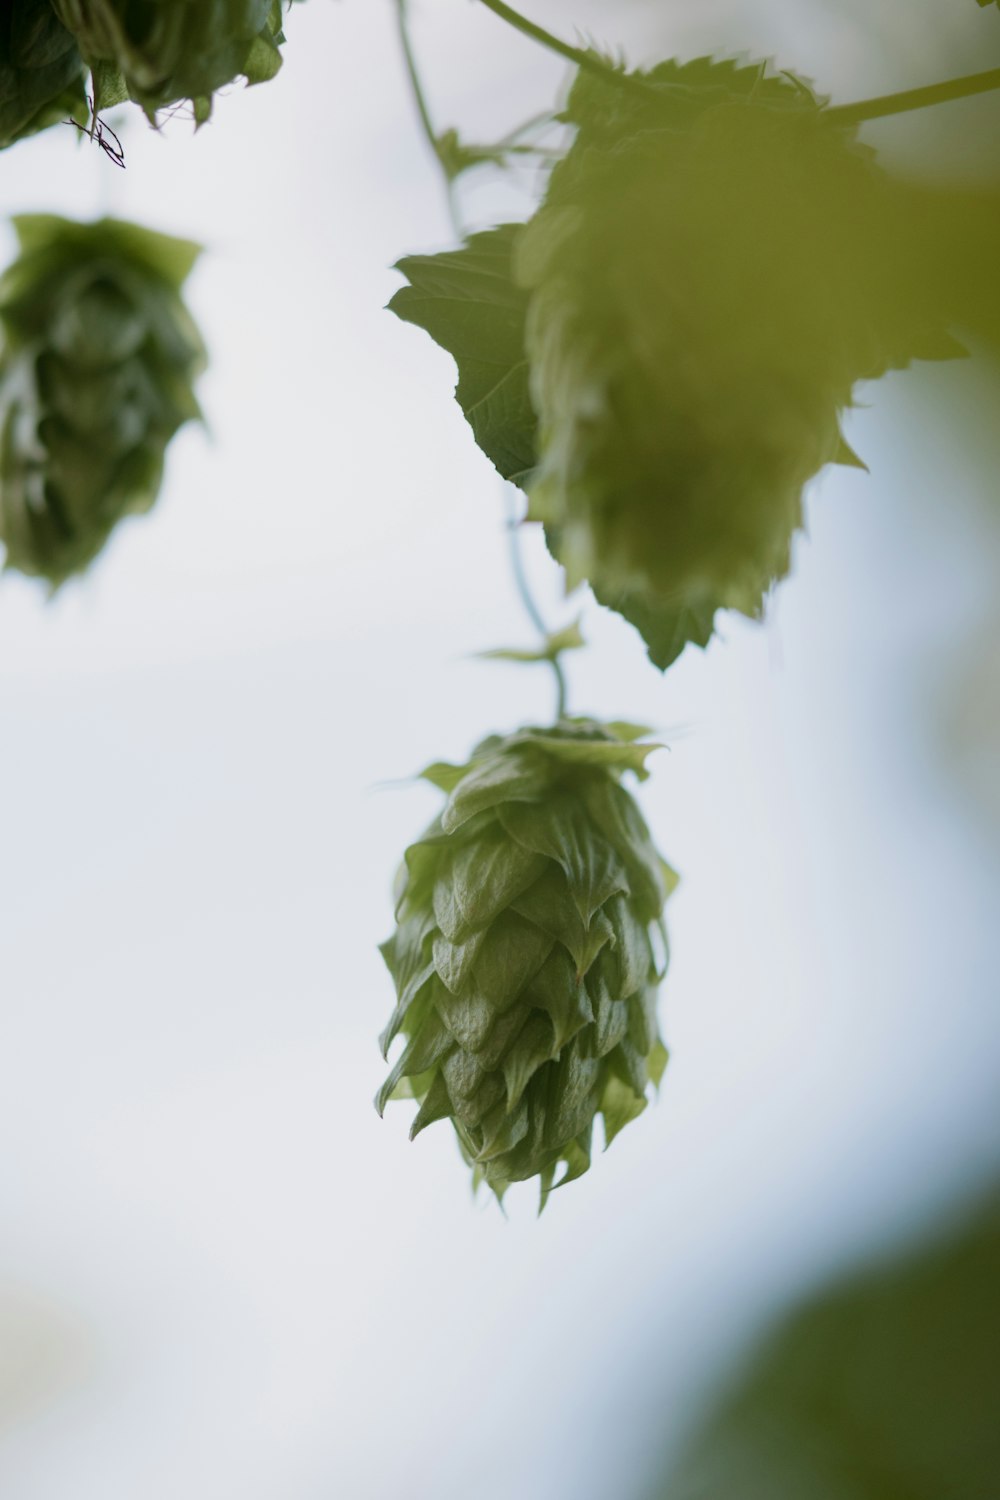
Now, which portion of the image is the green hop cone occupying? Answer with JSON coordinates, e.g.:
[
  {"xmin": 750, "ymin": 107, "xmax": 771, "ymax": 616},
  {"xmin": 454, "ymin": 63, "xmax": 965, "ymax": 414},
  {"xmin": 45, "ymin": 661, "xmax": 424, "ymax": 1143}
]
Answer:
[
  {"xmin": 1, "ymin": 1, "xmax": 88, "ymax": 149},
  {"xmin": 376, "ymin": 719, "xmax": 675, "ymax": 1207},
  {"xmin": 0, "ymin": 214, "xmax": 205, "ymax": 585},
  {"xmin": 51, "ymin": 0, "xmax": 289, "ymax": 122},
  {"xmin": 519, "ymin": 57, "xmax": 963, "ymax": 626}
]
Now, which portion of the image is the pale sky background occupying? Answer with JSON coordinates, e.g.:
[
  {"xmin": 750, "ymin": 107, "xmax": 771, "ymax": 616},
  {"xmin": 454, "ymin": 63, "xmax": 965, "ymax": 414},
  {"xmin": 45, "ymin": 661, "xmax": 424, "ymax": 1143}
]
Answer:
[{"xmin": 0, "ymin": 3, "xmax": 999, "ymax": 1498}]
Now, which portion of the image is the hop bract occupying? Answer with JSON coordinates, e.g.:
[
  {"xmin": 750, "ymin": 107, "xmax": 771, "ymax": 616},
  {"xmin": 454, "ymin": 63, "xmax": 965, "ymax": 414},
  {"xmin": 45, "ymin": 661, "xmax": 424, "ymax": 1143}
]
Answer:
[
  {"xmin": 377, "ymin": 719, "xmax": 674, "ymax": 1206},
  {"xmin": 51, "ymin": 0, "xmax": 288, "ymax": 121},
  {"xmin": 0, "ymin": 1, "xmax": 88, "ymax": 149},
  {"xmin": 0, "ymin": 214, "xmax": 205, "ymax": 585},
  {"xmin": 518, "ymin": 58, "xmax": 960, "ymax": 620}
]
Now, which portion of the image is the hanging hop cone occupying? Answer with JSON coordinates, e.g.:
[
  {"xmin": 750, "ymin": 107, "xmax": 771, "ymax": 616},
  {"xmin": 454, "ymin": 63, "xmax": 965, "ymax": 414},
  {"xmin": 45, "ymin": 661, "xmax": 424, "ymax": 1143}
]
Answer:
[
  {"xmin": 51, "ymin": 0, "xmax": 288, "ymax": 122},
  {"xmin": 377, "ymin": 719, "xmax": 675, "ymax": 1206},
  {"xmin": 518, "ymin": 57, "xmax": 963, "ymax": 620},
  {"xmin": 1, "ymin": 1, "xmax": 88, "ymax": 149},
  {"xmin": 0, "ymin": 214, "xmax": 205, "ymax": 585}
]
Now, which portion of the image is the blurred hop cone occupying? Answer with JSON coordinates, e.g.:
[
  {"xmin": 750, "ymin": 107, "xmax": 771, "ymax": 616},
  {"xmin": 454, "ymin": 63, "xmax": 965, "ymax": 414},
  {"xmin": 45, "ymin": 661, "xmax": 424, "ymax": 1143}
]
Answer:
[
  {"xmin": 518, "ymin": 57, "xmax": 967, "ymax": 623},
  {"xmin": 0, "ymin": 1, "xmax": 89, "ymax": 149},
  {"xmin": 0, "ymin": 214, "xmax": 205, "ymax": 585},
  {"xmin": 377, "ymin": 719, "xmax": 676, "ymax": 1208},
  {"xmin": 50, "ymin": 0, "xmax": 287, "ymax": 121}
]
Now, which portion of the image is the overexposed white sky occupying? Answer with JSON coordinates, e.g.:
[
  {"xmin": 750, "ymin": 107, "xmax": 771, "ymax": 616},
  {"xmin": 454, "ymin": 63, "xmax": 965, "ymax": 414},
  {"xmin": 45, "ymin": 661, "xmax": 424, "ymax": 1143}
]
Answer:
[{"xmin": 1, "ymin": 4, "xmax": 999, "ymax": 1498}]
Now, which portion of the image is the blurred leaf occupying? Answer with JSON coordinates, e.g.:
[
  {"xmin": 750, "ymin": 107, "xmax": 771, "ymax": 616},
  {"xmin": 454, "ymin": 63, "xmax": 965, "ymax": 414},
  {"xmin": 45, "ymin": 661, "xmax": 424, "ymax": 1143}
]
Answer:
[
  {"xmin": 0, "ymin": 0, "xmax": 88, "ymax": 149},
  {"xmin": 478, "ymin": 616, "xmax": 585, "ymax": 663},
  {"xmin": 648, "ymin": 1190, "xmax": 1000, "ymax": 1500},
  {"xmin": 51, "ymin": 0, "xmax": 288, "ymax": 122}
]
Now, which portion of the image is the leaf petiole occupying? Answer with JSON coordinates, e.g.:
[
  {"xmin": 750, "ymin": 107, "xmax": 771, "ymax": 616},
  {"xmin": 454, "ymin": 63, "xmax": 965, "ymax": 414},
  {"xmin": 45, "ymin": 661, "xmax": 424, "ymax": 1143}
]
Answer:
[
  {"xmin": 827, "ymin": 66, "xmax": 1000, "ymax": 125},
  {"xmin": 504, "ymin": 487, "xmax": 569, "ymax": 720},
  {"xmin": 474, "ymin": 0, "xmax": 647, "ymax": 96}
]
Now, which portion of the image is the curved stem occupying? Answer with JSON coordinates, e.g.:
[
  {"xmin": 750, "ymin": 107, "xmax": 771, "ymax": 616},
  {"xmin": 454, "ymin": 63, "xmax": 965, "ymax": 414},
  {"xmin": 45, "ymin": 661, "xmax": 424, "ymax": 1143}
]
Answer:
[
  {"xmin": 392, "ymin": 0, "xmax": 570, "ymax": 720},
  {"xmin": 505, "ymin": 488, "xmax": 567, "ymax": 720},
  {"xmin": 827, "ymin": 67, "xmax": 1000, "ymax": 125},
  {"xmin": 394, "ymin": 0, "xmax": 461, "ymax": 231},
  {"xmin": 474, "ymin": 0, "xmax": 648, "ymax": 97}
]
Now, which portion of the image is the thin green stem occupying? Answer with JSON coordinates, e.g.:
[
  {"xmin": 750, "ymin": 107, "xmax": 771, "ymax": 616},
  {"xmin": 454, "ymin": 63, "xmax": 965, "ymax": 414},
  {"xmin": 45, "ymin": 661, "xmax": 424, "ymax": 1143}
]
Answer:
[
  {"xmin": 505, "ymin": 488, "xmax": 568, "ymax": 721},
  {"xmin": 392, "ymin": 0, "xmax": 569, "ymax": 720},
  {"xmin": 474, "ymin": 0, "xmax": 647, "ymax": 97},
  {"xmin": 827, "ymin": 67, "xmax": 1000, "ymax": 125},
  {"xmin": 394, "ymin": 0, "xmax": 461, "ymax": 231}
]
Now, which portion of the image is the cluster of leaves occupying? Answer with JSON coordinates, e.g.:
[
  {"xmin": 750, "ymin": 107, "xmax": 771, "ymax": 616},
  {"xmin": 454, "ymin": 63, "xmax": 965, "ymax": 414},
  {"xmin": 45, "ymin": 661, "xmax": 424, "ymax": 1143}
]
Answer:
[
  {"xmin": 391, "ymin": 55, "xmax": 990, "ymax": 668},
  {"xmin": 0, "ymin": 214, "xmax": 204, "ymax": 584},
  {"xmin": 0, "ymin": 0, "xmax": 298, "ymax": 145},
  {"xmin": 377, "ymin": 719, "xmax": 674, "ymax": 1207}
]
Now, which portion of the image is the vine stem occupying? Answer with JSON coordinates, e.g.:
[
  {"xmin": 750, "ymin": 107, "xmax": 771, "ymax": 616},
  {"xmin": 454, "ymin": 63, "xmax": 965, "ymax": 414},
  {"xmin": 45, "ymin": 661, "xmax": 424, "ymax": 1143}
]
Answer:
[
  {"xmin": 474, "ymin": 0, "xmax": 647, "ymax": 96},
  {"xmin": 392, "ymin": 0, "xmax": 569, "ymax": 720},
  {"xmin": 478, "ymin": 0, "xmax": 1000, "ymax": 126},
  {"xmin": 504, "ymin": 488, "xmax": 567, "ymax": 720},
  {"xmin": 827, "ymin": 67, "xmax": 1000, "ymax": 125},
  {"xmin": 393, "ymin": 0, "xmax": 461, "ymax": 233}
]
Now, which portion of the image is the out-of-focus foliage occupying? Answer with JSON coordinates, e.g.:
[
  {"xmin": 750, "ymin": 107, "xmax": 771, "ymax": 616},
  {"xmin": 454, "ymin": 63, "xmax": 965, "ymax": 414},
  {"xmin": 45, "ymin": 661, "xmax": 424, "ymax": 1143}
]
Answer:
[
  {"xmin": 646, "ymin": 1190, "xmax": 1000, "ymax": 1500},
  {"xmin": 0, "ymin": 1, "xmax": 88, "ymax": 149},
  {"xmin": 390, "ymin": 55, "xmax": 1000, "ymax": 670},
  {"xmin": 377, "ymin": 718, "xmax": 674, "ymax": 1206},
  {"xmin": 50, "ymin": 0, "xmax": 291, "ymax": 122},
  {"xmin": 0, "ymin": 215, "xmax": 204, "ymax": 585},
  {"xmin": 520, "ymin": 57, "xmax": 961, "ymax": 653}
]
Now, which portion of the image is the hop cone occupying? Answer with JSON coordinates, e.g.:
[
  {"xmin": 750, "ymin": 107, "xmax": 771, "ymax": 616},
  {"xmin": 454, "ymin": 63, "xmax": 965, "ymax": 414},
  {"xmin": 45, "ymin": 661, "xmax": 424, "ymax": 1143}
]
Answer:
[
  {"xmin": 0, "ymin": 214, "xmax": 205, "ymax": 584},
  {"xmin": 1, "ymin": 1, "xmax": 88, "ymax": 149},
  {"xmin": 376, "ymin": 719, "xmax": 674, "ymax": 1206},
  {"xmin": 519, "ymin": 58, "xmax": 962, "ymax": 620},
  {"xmin": 51, "ymin": 0, "xmax": 287, "ymax": 121}
]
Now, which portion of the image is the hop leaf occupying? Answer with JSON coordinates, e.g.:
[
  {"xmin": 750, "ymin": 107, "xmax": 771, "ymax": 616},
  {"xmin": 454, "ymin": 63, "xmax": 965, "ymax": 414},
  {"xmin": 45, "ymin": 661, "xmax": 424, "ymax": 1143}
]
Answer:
[
  {"xmin": 519, "ymin": 55, "xmax": 964, "ymax": 628},
  {"xmin": 377, "ymin": 719, "xmax": 674, "ymax": 1208},
  {"xmin": 0, "ymin": 1, "xmax": 88, "ymax": 149},
  {"xmin": 389, "ymin": 57, "xmax": 976, "ymax": 669},
  {"xmin": 0, "ymin": 214, "xmax": 205, "ymax": 585},
  {"xmin": 389, "ymin": 225, "xmax": 537, "ymax": 489},
  {"xmin": 50, "ymin": 0, "xmax": 290, "ymax": 122}
]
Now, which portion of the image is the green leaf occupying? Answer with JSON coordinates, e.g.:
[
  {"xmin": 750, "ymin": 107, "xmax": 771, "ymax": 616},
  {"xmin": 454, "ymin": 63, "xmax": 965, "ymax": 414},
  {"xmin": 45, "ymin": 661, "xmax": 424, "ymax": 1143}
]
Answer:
[
  {"xmin": 52, "ymin": 0, "xmax": 287, "ymax": 119},
  {"xmin": 588, "ymin": 559, "xmax": 721, "ymax": 672},
  {"xmin": 648, "ymin": 1037, "xmax": 670, "ymax": 1089},
  {"xmin": 522, "ymin": 947, "xmax": 594, "ymax": 1050},
  {"xmin": 441, "ymin": 749, "xmax": 548, "ymax": 833},
  {"xmin": 605, "ymin": 721, "xmax": 656, "ymax": 743},
  {"xmin": 502, "ymin": 1013, "xmax": 557, "ymax": 1113},
  {"xmin": 604, "ymin": 894, "xmax": 653, "ymax": 999},
  {"xmin": 477, "ymin": 616, "xmax": 585, "ymax": 664},
  {"xmin": 90, "ymin": 59, "xmax": 128, "ymax": 111},
  {"xmin": 527, "ymin": 733, "xmax": 662, "ymax": 781},
  {"xmin": 586, "ymin": 964, "xmax": 631, "ymax": 1056},
  {"xmin": 499, "ymin": 794, "xmax": 629, "ymax": 925},
  {"xmin": 432, "ymin": 826, "xmax": 546, "ymax": 942},
  {"xmin": 0, "ymin": 2, "xmax": 88, "ymax": 151},
  {"xmin": 388, "ymin": 225, "xmax": 538, "ymax": 487},
  {"xmin": 409, "ymin": 1071, "xmax": 452, "ymax": 1139},
  {"xmin": 468, "ymin": 909, "xmax": 554, "ymax": 1012},
  {"xmin": 580, "ymin": 777, "xmax": 667, "ymax": 922},
  {"xmin": 512, "ymin": 867, "xmax": 614, "ymax": 977},
  {"xmin": 600, "ymin": 1074, "xmax": 647, "ymax": 1147},
  {"xmin": 418, "ymin": 760, "xmax": 467, "ymax": 794},
  {"xmin": 374, "ymin": 1011, "xmax": 452, "ymax": 1116}
]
